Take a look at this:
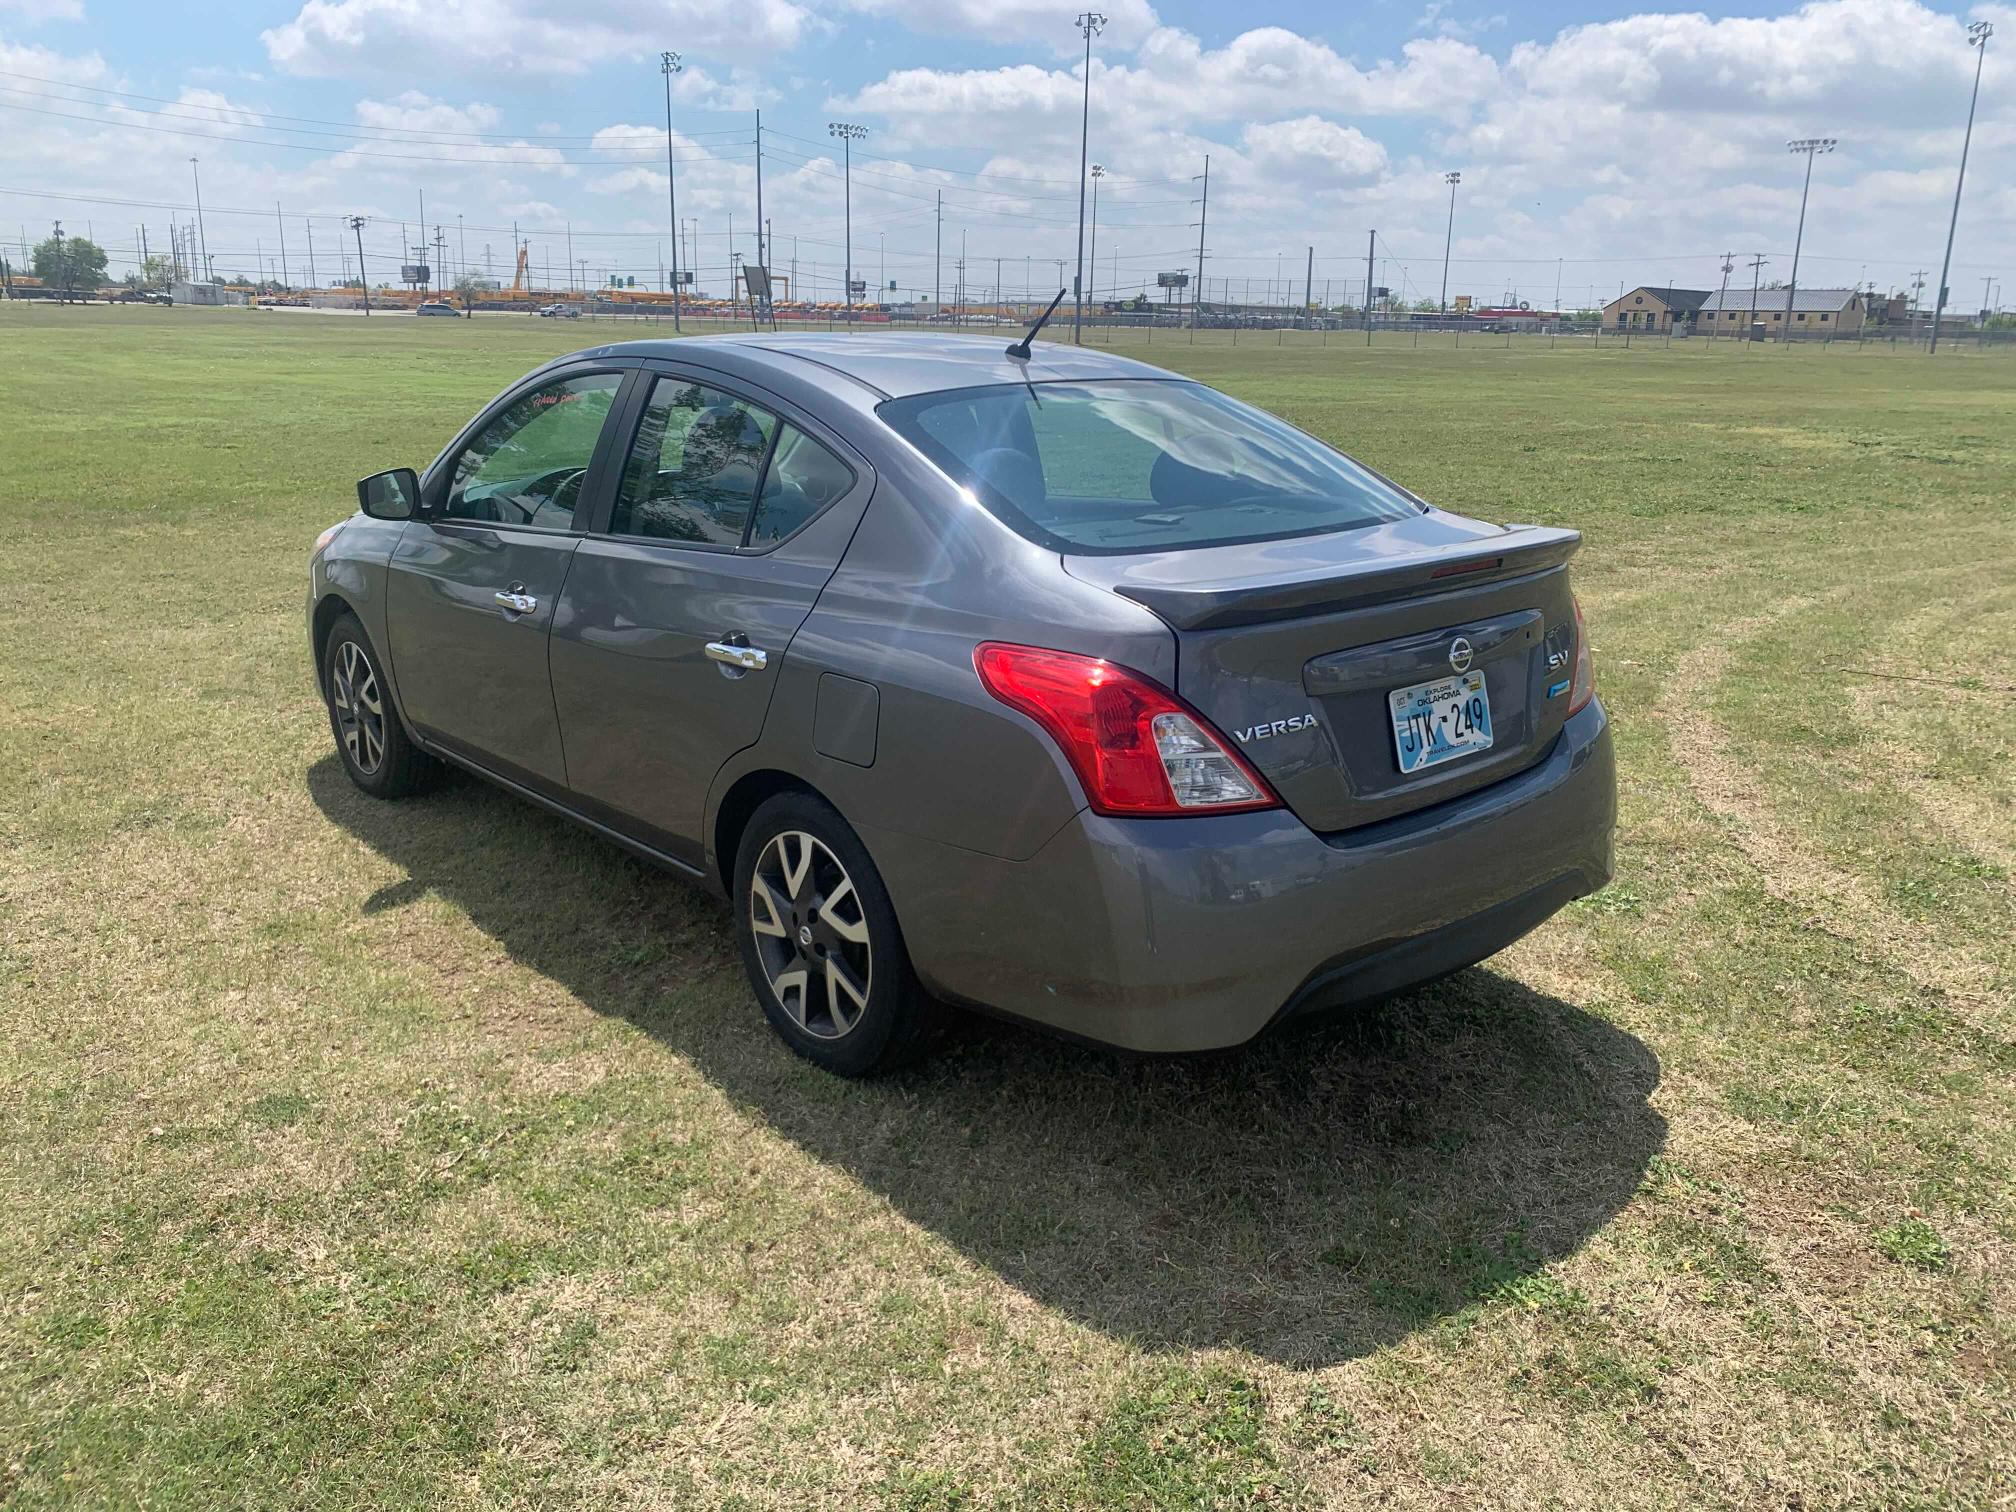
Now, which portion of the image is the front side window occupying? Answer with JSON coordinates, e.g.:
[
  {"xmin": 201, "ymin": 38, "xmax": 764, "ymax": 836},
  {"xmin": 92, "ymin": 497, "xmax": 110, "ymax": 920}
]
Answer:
[
  {"xmin": 444, "ymin": 373, "xmax": 621, "ymax": 527},
  {"xmin": 879, "ymin": 379, "xmax": 1422, "ymax": 555},
  {"xmin": 610, "ymin": 378, "xmax": 777, "ymax": 545}
]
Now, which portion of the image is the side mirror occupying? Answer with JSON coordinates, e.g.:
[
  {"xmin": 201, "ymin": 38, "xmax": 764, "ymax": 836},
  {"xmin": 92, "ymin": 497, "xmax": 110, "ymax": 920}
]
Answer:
[{"xmin": 357, "ymin": 467, "xmax": 420, "ymax": 520}]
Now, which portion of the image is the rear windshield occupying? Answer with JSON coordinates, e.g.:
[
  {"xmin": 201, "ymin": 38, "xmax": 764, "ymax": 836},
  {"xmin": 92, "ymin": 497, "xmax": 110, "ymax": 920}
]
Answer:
[{"xmin": 878, "ymin": 379, "xmax": 1422, "ymax": 554}]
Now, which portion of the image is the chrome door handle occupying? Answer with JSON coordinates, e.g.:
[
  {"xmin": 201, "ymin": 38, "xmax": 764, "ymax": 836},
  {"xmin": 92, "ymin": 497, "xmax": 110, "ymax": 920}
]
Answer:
[
  {"xmin": 705, "ymin": 640, "xmax": 768, "ymax": 671},
  {"xmin": 494, "ymin": 590, "xmax": 538, "ymax": 615}
]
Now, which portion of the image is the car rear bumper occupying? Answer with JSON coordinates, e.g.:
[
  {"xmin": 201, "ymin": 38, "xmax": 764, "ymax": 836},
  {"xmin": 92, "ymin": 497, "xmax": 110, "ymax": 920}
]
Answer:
[{"xmin": 861, "ymin": 699, "xmax": 1615, "ymax": 1052}]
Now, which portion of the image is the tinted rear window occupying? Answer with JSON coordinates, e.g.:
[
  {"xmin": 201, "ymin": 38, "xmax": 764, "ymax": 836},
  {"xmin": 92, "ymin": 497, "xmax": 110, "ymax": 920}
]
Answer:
[{"xmin": 878, "ymin": 379, "xmax": 1421, "ymax": 554}]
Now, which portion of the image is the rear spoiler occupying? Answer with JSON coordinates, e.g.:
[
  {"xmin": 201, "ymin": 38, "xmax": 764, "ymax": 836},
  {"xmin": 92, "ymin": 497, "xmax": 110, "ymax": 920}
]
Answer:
[{"xmin": 1109, "ymin": 526, "xmax": 1582, "ymax": 631}]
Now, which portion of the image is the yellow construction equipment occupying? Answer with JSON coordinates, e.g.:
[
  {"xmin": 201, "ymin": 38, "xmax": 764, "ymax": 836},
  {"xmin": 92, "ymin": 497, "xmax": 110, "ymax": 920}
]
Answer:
[{"xmin": 508, "ymin": 246, "xmax": 529, "ymax": 297}]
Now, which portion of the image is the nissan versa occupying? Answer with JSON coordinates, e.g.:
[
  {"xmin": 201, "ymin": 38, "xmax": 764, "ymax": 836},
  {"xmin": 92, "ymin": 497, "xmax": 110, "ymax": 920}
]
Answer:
[{"xmin": 309, "ymin": 328, "xmax": 1614, "ymax": 1075}]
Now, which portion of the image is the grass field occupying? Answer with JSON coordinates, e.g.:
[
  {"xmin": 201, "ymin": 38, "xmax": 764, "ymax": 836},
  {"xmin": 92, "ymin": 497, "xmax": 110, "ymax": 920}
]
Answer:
[{"xmin": 2, "ymin": 305, "xmax": 2012, "ymax": 1508}]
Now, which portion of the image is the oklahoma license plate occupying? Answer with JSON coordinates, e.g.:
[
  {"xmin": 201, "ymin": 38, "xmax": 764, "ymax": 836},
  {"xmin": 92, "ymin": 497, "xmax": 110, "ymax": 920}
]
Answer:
[{"xmin": 1389, "ymin": 671, "xmax": 1493, "ymax": 773}]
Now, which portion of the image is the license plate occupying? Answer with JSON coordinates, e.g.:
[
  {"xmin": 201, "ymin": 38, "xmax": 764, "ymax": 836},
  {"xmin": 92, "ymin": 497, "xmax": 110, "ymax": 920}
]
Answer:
[{"xmin": 1389, "ymin": 671, "xmax": 1493, "ymax": 773}]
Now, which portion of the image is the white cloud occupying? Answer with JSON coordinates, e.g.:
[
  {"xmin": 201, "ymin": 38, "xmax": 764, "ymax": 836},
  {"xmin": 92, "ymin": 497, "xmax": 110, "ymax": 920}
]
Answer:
[
  {"xmin": 262, "ymin": 0, "xmax": 815, "ymax": 79},
  {"xmin": 836, "ymin": 24, "xmax": 1500, "ymax": 151},
  {"xmin": 354, "ymin": 92, "xmax": 504, "ymax": 135},
  {"xmin": 0, "ymin": 0, "xmax": 84, "ymax": 22},
  {"xmin": 1239, "ymin": 116, "xmax": 1388, "ymax": 187},
  {"xmin": 843, "ymin": 0, "xmax": 1158, "ymax": 50}
]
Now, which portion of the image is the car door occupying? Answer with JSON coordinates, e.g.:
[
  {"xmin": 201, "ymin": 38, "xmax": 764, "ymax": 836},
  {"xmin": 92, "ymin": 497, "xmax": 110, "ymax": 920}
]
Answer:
[
  {"xmin": 385, "ymin": 367, "xmax": 629, "ymax": 793},
  {"xmin": 550, "ymin": 366, "xmax": 874, "ymax": 866}
]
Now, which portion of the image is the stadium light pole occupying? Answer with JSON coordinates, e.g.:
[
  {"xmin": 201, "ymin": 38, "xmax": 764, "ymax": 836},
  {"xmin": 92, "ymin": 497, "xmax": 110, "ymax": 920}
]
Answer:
[
  {"xmin": 829, "ymin": 122, "xmax": 868, "ymax": 316},
  {"xmin": 1087, "ymin": 163, "xmax": 1105, "ymax": 318},
  {"xmin": 1438, "ymin": 171, "xmax": 1460, "ymax": 314},
  {"xmin": 662, "ymin": 51, "xmax": 685, "ymax": 332},
  {"xmin": 1071, "ymin": 10, "xmax": 1106, "ymax": 344},
  {"xmin": 1931, "ymin": 20, "xmax": 1992, "ymax": 355},
  {"xmin": 189, "ymin": 157, "xmax": 211, "ymax": 282},
  {"xmin": 1782, "ymin": 137, "xmax": 1836, "ymax": 342}
]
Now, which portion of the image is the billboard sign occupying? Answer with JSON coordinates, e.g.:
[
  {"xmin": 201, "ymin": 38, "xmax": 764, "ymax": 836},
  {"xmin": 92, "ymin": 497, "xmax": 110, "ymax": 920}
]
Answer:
[
  {"xmin": 401, "ymin": 263, "xmax": 430, "ymax": 285},
  {"xmin": 742, "ymin": 265, "xmax": 773, "ymax": 298},
  {"xmin": 1156, "ymin": 271, "xmax": 1190, "ymax": 289}
]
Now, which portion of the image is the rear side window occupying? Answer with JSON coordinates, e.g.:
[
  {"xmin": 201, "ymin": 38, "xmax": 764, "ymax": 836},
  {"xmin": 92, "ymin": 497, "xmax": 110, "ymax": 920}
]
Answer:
[
  {"xmin": 750, "ymin": 426, "xmax": 854, "ymax": 545},
  {"xmin": 879, "ymin": 379, "xmax": 1422, "ymax": 554},
  {"xmin": 445, "ymin": 373, "xmax": 621, "ymax": 527},
  {"xmin": 611, "ymin": 378, "xmax": 777, "ymax": 545}
]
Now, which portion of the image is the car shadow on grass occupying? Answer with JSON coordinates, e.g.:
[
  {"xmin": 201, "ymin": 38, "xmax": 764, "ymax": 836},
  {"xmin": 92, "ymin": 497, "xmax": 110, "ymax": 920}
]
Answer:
[{"xmin": 311, "ymin": 756, "xmax": 1664, "ymax": 1367}]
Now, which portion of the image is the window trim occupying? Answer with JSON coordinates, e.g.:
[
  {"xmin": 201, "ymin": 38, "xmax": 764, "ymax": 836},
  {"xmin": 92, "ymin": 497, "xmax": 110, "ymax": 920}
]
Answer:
[
  {"xmin": 588, "ymin": 364, "xmax": 862, "ymax": 556},
  {"xmin": 421, "ymin": 362, "xmax": 636, "ymax": 536}
]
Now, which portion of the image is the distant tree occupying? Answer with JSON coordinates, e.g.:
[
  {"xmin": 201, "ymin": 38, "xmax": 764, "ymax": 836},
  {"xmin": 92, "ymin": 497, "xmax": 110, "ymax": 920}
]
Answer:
[
  {"xmin": 453, "ymin": 273, "xmax": 486, "ymax": 315},
  {"xmin": 139, "ymin": 253, "xmax": 174, "ymax": 286},
  {"xmin": 1412, "ymin": 298, "xmax": 1438, "ymax": 313},
  {"xmin": 32, "ymin": 234, "xmax": 109, "ymax": 289}
]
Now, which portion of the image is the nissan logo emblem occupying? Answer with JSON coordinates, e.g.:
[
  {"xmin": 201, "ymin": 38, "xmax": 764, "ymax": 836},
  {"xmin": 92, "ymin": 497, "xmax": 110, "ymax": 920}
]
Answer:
[{"xmin": 1448, "ymin": 637, "xmax": 1474, "ymax": 674}]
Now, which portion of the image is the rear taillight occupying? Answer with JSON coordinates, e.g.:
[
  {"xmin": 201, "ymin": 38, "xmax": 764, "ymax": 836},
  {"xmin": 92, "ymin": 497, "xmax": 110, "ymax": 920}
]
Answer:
[
  {"xmin": 1567, "ymin": 594, "xmax": 1596, "ymax": 716},
  {"xmin": 973, "ymin": 643, "xmax": 1280, "ymax": 817}
]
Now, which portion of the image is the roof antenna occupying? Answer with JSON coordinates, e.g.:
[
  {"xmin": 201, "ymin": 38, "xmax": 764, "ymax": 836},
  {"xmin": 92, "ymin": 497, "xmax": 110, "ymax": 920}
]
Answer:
[{"xmin": 1006, "ymin": 288, "xmax": 1067, "ymax": 360}]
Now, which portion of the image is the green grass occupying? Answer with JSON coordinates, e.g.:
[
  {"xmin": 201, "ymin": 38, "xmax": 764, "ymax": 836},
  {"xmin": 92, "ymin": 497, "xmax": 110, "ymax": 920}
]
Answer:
[{"xmin": 3, "ymin": 304, "xmax": 2013, "ymax": 1508}]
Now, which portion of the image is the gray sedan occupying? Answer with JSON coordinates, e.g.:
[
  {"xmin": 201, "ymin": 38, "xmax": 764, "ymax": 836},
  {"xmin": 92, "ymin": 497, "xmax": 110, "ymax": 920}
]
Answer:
[{"xmin": 309, "ymin": 332, "xmax": 1613, "ymax": 1075}]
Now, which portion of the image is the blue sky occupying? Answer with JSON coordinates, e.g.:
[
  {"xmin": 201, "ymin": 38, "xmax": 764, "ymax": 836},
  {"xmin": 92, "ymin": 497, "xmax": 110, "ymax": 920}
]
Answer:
[{"xmin": 1, "ymin": 0, "xmax": 2008, "ymax": 309}]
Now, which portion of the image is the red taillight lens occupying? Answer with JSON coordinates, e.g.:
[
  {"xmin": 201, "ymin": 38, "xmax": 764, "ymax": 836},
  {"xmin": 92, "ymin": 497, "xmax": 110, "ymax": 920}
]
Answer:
[
  {"xmin": 973, "ymin": 643, "xmax": 1280, "ymax": 817},
  {"xmin": 1567, "ymin": 594, "xmax": 1596, "ymax": 716}
]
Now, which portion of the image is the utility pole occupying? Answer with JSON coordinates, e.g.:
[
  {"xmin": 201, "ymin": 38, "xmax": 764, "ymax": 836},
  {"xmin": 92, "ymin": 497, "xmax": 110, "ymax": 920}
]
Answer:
[
  {"xmin": 457, "ymin": 214, "xmax": 465, "ymax": 285},
  {"xmin": 1363, "ymin": 230, "xmax": 1377, "ymax": 335},
  {"xmin": 305, "ymin": 217, "xmax": 317, "ymax": 290},
  {"xmin": 1071, "ymin": 10, "xmax": 1106, "ymax": 343},
  {"xmin": 188, "ymin": 158, "xmax": 210, "ymax": 282},
  {"xmin": 829, "ymin": 121, "xmax": 867, "ymax": 315},
  {"xmin": 566, "ymin": 221, "xmax": 575, "ymax": 296},
  {"xmin": 1932, "ymin": 20, "xmax": 1993, "ymax": 354},
  {"xmin": 1087, "ymin": 163, "xmax": 1104, "ymax": 318},
  {"xmin": 1711, "ymin": 251, "xmax": 1733, "ymax": 341},
  {"xmin": 51, "ymin": 220, "xmax": 66, "ymax": 302},
  {"xmin": 1303, "ymin": 244, "xmax": 1314, "ymax": 329},
  {"xmin": 349, "ymin": 216, "xmax": 370, "ymax": 314},
  {"xmin": 754, "ymin": 107, "xmax": 767, "ymax": 319},
  {"xmin": 1746, "ymin": 253, "xmax": 1769, "ymax": 340},
  {"xmin": 661, "ymin": 50, "xmax": 684, "ymax": 331},
  {"xmin": 1781, "ymin": 137, "xmax": 1836, "ymax": 341},
  {"xmin": 274, "ymin": 203, "xmax": 288, "ymax": 289},
  {"xmin": 1191, "ymin": 155, "xmax": 1209, "ymax": 330},
  {"xmin": 934, "ymin": 191, "xmax": 942, "ymax": 310},
  {"xmin": 1439, "ymin": 171, "xmax": 1461, "ymax": 313}
]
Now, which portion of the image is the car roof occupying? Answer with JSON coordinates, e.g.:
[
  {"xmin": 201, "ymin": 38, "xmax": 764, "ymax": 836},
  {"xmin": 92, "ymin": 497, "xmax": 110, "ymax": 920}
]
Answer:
[{"xmin": 559, "ymin": 331, "xmax": 1182, "ymax": 400}]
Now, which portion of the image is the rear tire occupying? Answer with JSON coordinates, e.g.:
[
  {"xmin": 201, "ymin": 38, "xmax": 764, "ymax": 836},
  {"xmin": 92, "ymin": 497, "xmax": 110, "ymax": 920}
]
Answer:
[
  {"xmin": 733, "ymin": 792, "xmax": 933, "ymax": 1076},
  {"xmin": 323, "ymin": 612, "xmax": 435, "ymax": 799}
]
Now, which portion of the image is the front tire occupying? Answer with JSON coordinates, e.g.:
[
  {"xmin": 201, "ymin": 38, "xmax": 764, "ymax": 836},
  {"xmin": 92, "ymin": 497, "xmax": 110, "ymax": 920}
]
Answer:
[
  {"xmin": 733, "ymin": 792, "xmax": 933, "ymax": 1076},
  {"xmin": 323, "ymin": 612, "xmax": 435, "ymax": 798}
]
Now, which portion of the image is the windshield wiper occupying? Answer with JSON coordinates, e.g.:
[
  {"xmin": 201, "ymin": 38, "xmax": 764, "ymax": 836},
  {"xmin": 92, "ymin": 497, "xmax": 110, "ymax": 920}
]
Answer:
[{"xmin": 1006, "ymin": 288, "xmax": 1067, "ymax": 360}]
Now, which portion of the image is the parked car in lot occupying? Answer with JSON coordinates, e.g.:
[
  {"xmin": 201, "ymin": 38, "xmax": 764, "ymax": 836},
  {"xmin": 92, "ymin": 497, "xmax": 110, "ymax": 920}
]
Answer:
[
  {"xmin": 416, "ymin": 301, "xmax": 461, "ymax": 317},
  {"xmin": 310, "ymin": 333, "xmax": 1613, "ymax": 1074}
]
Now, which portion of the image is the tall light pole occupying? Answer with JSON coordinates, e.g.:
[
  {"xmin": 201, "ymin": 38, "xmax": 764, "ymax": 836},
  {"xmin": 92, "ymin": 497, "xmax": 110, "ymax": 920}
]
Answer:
[
  {"xmin": 1438, "ymin": 171, "xmax": 1460, "ymax": 314},
  {"xmin": 828, "ymin": 122, "xmax": 867, "ymax": 315},
  {"xmin": 1782, "ymin": 137, "xmax": 1836, "ymax": 341},
  {"xmin": 662, "ymin": 51, "xmax": 685, "ymax": 332},
  {"xmin": 1932, "ymin": 21, "xmax": 1992, "ymax": 355},
  {"xmin": 1088, "ymin": 163, "xmax": 1105, "ymax": 319},
  {"xmin": 1071, "ymin": 10, "xmax": 1106, "ymax": 344},
  {"xmin": 189, "ymin": 157, "xmax": 210, "ymax": 282}
]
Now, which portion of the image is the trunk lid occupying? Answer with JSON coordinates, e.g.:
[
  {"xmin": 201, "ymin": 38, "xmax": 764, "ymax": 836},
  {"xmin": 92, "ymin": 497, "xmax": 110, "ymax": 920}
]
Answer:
[{"xmin": 1063, "ymin": 514, "xmax": 1583, "ymax": 833}]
